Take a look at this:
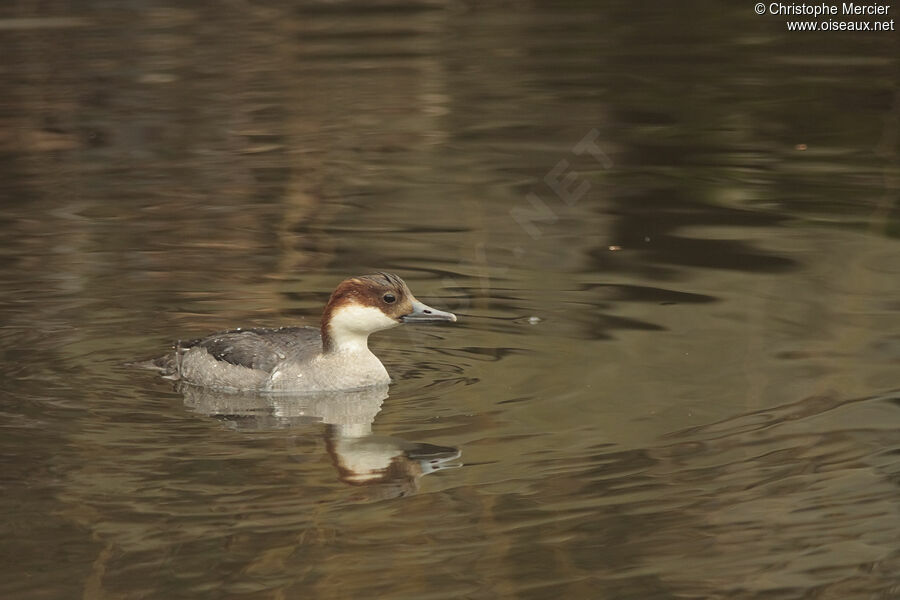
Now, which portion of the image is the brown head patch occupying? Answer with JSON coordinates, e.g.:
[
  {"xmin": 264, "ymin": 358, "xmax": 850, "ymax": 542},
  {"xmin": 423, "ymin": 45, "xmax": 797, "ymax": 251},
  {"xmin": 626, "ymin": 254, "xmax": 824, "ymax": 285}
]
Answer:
[{"xmin": 320, "ymin": 272, "xmax": 415, "ymax": 350}]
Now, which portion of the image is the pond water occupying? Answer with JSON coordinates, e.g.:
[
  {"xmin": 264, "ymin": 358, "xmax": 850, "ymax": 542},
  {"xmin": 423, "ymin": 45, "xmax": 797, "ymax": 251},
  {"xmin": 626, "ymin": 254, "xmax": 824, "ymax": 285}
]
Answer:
[{"xmin": 2, "ymin": 2, "xmax": 899, "ymax": 599}]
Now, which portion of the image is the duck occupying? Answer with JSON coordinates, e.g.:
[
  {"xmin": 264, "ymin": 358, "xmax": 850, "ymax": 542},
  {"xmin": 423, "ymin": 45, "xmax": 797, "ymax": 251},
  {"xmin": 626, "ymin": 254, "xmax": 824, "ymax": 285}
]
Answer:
[{"xmin": 145, "ymin": 272, "xmax": 457, "ymax": 393}]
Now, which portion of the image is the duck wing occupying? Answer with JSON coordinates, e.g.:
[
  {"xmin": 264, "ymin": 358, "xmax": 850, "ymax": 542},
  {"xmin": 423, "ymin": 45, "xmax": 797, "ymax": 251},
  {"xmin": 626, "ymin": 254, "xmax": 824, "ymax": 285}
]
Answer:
[{"xmin": 187, "ymin": 326, "xmax": 323, "ymax": 372}]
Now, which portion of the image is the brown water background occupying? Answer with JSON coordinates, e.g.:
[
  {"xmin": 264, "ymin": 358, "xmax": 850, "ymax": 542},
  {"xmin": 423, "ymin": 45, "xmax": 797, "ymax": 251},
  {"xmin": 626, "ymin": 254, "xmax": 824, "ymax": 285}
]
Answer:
[{"xmin": 1, "ymin": 2, "xmax": 900, "ymax": 599}]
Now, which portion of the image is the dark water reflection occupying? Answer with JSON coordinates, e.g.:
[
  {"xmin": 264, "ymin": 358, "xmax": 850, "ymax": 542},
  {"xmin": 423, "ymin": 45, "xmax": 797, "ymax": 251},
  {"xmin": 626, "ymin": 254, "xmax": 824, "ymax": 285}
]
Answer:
[{"xmin": 2, "ymin": 1, "xmax": 900, "ymax": 599}]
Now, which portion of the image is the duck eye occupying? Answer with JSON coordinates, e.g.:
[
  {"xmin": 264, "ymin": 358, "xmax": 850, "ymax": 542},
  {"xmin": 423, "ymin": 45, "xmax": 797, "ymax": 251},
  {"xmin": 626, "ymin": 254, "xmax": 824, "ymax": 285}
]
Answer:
[{"xmin": 383, "ymin": 293, "xmax": 396, "ymax": 304}]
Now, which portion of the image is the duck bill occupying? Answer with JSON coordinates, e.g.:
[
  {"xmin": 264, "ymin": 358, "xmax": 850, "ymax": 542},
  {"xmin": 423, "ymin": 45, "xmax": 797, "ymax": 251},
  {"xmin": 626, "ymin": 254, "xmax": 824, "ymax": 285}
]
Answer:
[{"xmin": 401, "ymin": 299, "xmax": 457, "ymax": 323}]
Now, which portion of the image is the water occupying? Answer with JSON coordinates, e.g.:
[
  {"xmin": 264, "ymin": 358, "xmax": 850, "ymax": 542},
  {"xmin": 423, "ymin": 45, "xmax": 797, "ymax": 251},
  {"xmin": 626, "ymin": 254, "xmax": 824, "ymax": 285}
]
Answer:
[{"xmin": 2, "ymin": 1, "xmax": 899, "ymax": 598}]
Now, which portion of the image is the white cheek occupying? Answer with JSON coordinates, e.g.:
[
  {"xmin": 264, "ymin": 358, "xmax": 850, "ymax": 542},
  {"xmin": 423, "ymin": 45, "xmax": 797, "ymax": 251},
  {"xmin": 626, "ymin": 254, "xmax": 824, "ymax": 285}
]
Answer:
[{"xmin": 330, "ymin": 305, "xmax": 398, "ymax": 335}]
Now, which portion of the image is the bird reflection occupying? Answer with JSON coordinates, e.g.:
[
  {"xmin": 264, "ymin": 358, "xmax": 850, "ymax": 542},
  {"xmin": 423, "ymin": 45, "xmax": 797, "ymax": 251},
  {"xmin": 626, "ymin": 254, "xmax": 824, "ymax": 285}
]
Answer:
[{"xmin": 179, "ymin": 383, "xmax": 460, "ymax": 500}]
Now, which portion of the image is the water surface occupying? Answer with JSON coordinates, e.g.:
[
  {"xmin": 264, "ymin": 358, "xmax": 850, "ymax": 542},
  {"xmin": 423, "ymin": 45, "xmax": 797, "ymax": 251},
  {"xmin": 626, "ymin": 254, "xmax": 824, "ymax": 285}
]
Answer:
[{"xmin": 1, "ymin": 2, "xmax": 899, "ymax": 599}]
